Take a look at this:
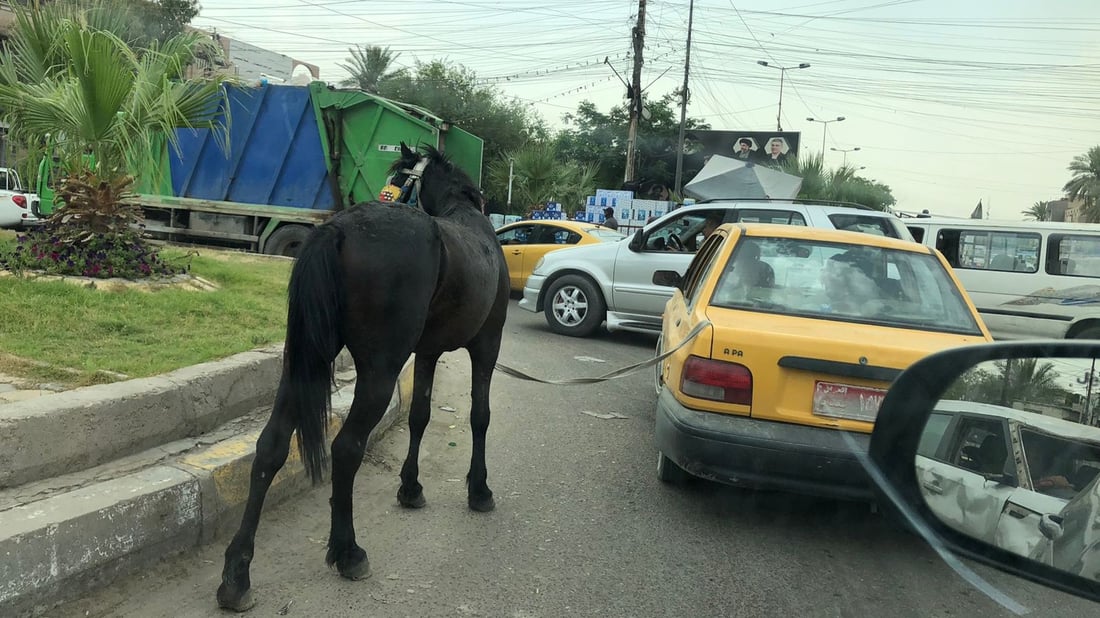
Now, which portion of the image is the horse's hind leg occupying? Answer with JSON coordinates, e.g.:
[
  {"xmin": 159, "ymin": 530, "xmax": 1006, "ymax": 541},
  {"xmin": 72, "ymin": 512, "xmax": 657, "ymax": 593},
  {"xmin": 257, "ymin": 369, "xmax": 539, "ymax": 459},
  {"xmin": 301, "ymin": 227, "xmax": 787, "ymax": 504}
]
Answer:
[
  {"xmin": 217, "ymin": 387, "xmax": 297, "ymax": 611},
  {"xmin": 397, "ymin": 352, "xmax": 441, "ymax": 508},
  {"xmin": 466, "ymin": 328, "xmax": 503, "ymax": 512},
  {"xmin": 325, "ymin": 359, "xmax": 402, "ymax": 580}
]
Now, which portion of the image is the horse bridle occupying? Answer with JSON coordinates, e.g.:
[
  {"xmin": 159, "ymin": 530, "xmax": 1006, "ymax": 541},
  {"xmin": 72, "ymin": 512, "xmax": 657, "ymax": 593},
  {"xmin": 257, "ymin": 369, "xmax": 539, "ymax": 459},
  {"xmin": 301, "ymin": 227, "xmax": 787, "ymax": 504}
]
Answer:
[{"xmin": 395, "ymin": 156, "xmax": 430, "ymax": 205}]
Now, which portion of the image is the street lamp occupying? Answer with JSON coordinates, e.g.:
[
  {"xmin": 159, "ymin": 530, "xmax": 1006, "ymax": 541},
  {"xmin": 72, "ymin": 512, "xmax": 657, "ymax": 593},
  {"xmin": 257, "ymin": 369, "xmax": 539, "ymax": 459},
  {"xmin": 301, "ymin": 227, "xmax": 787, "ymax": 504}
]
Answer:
[
  {"xmin": 758, "ymin": 61, "xmax": 810, "ymax": 131},
  {"xmin": 830, "ymin": 146, "xmax": 861, "ymax": 165},
  {"xmin": 806, "ymin": 116, "xmax": 845, "ymax": 155}
]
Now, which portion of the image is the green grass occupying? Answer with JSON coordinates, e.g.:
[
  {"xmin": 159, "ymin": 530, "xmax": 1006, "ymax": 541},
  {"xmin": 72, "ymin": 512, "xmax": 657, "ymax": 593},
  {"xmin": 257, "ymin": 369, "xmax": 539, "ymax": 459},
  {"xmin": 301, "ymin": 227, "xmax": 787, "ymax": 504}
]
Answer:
[{"xmin": 0, "ymin": 243, "xmax": 293, "ymax": 386}]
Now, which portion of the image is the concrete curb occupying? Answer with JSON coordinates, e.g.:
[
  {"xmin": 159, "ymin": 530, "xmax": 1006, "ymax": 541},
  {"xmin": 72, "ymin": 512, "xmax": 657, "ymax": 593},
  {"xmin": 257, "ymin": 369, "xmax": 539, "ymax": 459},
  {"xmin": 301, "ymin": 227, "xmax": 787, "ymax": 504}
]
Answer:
[
  {"xmin": 0, "ymin": 346, "xmax": 356, "ymax": 489},
  {"xmin": 0, "ymin": 357, "xmax": 414, "ymax": 618}
]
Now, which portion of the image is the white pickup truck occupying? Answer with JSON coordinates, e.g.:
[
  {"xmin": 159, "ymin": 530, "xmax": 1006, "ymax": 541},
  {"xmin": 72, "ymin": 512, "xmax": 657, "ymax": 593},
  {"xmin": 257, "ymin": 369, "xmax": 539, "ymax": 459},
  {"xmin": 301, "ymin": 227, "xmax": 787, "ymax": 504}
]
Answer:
[{"xmin": 0, "ymin": 167, "xmax": 41, "ymax": 229}]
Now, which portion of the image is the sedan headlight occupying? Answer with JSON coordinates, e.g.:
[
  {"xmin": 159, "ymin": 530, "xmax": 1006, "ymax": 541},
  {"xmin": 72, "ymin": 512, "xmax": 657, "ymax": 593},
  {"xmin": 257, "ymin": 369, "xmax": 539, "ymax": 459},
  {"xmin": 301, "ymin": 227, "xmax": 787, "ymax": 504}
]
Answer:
[{"xmin": 532, "ymin": 256, "xmax": 546, "ymax": 274}]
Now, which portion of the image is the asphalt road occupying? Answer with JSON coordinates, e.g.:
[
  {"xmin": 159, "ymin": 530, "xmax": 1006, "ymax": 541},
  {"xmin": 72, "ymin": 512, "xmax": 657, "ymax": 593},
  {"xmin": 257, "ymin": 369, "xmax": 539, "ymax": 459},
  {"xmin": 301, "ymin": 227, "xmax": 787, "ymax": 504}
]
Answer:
[{"xmin": 62, "ymin": 300, "xmax": 1097, "ymax": 617}]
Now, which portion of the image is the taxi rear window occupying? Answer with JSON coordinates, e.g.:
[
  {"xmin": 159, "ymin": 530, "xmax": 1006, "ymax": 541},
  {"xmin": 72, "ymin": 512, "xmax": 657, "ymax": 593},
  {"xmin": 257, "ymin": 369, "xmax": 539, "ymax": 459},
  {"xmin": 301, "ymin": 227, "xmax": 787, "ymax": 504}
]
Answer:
[{"xmin": 709, "ymin": 237, "xmax": 983, "ymax": 335}]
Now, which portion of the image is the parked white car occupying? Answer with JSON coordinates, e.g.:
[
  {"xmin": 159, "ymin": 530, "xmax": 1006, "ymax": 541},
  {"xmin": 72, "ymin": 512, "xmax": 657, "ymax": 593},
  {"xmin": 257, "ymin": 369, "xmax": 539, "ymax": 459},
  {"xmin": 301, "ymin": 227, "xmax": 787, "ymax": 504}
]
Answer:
[
  {"xmin": 517, "ymin": 200, "xmax": 914, "ymax": 337},
  {"xmin": 0, "ymin": 167, "xmax": 41, "ymax": 229}
]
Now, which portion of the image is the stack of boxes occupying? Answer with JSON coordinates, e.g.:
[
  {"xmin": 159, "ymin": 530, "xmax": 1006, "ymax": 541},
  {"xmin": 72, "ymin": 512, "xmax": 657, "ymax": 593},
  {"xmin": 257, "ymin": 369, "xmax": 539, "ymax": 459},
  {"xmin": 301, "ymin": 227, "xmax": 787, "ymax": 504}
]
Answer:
[
  {"xmin": 530, "ymin": 201, "xmax": 566, "ymax": 221},
  {"xmin": 578, "ymin": 189, "xmax": 677, "ymax": 232},
  {"xmin": 516, "ymin": 191, "xmax": 682, "ymax": 232}
]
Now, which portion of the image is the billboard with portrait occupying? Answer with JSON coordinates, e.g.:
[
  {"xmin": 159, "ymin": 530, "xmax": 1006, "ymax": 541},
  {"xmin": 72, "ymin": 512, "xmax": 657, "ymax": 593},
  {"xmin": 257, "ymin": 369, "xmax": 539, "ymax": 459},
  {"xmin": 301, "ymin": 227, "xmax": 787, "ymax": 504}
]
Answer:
[{"xmin": 686, "ymin": 130, "xmax": 802, "ymax": 169}]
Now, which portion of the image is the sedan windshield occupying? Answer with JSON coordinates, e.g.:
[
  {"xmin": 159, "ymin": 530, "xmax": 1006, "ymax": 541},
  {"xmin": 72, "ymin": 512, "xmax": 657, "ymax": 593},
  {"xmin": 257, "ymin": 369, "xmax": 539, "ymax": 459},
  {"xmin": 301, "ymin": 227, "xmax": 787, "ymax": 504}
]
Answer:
[{"xmin": 710, "ymin": 236, "xmax": 983, "ymax": 335}]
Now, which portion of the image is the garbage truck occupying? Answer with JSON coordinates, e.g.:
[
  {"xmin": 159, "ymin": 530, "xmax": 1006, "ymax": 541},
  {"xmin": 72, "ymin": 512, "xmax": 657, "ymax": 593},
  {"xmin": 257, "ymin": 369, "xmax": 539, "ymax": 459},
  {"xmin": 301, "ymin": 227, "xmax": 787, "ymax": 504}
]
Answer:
[{"xmin": 35, "ymin": 81, "xmax": 484, "ymax": 256}]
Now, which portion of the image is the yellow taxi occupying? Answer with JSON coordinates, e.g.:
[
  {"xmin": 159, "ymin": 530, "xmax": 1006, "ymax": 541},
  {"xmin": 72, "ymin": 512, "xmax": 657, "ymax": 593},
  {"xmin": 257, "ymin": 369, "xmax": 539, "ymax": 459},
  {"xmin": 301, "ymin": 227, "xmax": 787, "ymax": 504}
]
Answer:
[
  {"xmin": 653, "ymin": 223, "xmax": 993, "ymax": 498},
  {"xmin": 497, "ymin": 219, "xmax": 625, "ymax": 292}
]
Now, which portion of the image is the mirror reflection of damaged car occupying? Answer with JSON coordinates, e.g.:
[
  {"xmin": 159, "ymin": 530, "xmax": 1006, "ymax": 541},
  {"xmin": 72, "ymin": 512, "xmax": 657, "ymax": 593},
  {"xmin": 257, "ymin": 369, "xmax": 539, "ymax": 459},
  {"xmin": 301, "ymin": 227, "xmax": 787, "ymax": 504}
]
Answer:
[{"xmin": 868, "ymin": 342, "xmax": 1100, "ymax": 604}]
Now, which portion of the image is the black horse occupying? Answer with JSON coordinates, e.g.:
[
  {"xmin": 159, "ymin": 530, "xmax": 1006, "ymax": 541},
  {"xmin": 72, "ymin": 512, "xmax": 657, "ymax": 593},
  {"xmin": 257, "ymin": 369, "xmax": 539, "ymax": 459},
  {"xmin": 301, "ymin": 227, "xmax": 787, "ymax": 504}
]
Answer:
[{"xmin": 217, "ymin": 143, "xmax": 509, "ymax": 611}]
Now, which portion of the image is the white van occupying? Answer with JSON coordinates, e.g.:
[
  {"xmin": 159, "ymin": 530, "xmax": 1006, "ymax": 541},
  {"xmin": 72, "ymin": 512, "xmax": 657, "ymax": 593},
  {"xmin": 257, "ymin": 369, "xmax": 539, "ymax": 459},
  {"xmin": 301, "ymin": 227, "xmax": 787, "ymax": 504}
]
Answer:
[{"xmin": 904, "ymin": 217, "xmax": 1100, "ymax": 340}]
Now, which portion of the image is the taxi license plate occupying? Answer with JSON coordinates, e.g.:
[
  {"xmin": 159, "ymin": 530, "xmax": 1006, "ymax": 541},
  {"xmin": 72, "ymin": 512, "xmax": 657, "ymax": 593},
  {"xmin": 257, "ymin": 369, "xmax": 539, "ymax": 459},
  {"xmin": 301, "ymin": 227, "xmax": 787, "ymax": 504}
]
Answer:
[{"xmin": 812, "ymin": 381, "xmax": 887, "ymax": 423}]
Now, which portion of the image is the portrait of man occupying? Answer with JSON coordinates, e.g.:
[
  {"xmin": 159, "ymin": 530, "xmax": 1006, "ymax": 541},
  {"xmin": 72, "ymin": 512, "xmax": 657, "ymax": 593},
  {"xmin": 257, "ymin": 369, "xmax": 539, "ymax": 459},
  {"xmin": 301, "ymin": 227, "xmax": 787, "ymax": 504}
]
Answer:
[
  {"xmin": 732, "ymin": 137, "xmax": 757, "ymax": 162},
  {"xmin": 762, "ymin": 137, "xmax": 790, "ymax": 167}
]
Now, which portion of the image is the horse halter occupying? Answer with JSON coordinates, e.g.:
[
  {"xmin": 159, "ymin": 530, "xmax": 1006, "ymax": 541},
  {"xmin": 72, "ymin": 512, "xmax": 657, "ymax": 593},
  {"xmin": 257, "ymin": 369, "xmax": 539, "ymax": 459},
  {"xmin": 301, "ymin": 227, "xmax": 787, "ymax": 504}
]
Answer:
[{"xmin": 379, "ymin": 156, "xmax": 430, "ymax": 206}]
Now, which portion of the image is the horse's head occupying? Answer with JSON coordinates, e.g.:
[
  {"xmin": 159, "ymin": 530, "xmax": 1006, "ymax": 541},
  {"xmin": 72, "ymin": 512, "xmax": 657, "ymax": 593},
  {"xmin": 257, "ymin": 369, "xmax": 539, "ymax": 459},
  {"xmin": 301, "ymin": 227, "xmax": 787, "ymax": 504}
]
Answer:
[{"xmin": 384, "ymin": 142, "xmax": 480, "ymax": 215}]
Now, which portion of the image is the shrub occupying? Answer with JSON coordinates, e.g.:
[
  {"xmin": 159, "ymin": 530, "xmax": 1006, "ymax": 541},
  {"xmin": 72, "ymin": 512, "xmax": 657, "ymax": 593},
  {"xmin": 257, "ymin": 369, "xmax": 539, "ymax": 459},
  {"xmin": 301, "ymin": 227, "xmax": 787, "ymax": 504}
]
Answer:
[{"xmin": 1, "ymin": 224, "xmax": 184, "ymax": 279}]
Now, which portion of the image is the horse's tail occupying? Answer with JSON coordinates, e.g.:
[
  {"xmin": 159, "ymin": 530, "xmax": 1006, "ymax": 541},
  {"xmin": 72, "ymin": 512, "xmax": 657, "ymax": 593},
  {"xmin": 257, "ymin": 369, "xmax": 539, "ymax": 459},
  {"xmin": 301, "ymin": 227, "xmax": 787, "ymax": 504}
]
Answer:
[{"xmin": 281, "ymin": 223, "xmax": 345, "ymax": 484}]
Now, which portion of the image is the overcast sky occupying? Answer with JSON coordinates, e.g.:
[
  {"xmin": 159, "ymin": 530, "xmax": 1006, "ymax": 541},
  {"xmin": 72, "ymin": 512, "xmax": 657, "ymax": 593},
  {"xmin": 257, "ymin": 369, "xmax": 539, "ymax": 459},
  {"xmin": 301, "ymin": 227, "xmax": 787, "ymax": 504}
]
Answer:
[{"xmin": 192, "ymin": 0, "xmax": 1100, "ymax": 219}]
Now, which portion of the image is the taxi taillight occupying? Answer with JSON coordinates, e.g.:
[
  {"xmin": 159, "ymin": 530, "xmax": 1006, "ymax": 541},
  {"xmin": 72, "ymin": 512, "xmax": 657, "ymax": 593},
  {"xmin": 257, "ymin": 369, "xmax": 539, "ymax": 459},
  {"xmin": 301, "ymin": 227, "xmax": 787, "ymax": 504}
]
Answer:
[{"xmin": 680, "ymin": 356, "xmax": 752, "ymax": 405}]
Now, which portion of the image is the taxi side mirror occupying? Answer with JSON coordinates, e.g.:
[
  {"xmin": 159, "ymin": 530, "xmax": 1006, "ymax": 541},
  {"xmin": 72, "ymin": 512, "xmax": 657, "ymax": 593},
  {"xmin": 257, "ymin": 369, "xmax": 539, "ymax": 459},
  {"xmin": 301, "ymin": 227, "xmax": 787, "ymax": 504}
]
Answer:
[
  {"xmin": 652, "ymin": 270, "xmax": 682, "ymax": 288},
  {"xmin": 629, "ymin": 229, "xmax": 645, "ymax": 252},
  {"xmin": 870, "ymin": 340, "xmax": 1100, "ymax": 605}
]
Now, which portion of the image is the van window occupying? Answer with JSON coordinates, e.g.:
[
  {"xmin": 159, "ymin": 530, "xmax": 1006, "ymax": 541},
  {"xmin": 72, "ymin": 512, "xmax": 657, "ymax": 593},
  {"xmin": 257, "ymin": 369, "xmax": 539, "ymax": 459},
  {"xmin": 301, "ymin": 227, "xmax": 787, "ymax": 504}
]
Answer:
[
  {"xmin": 908, "ymin": 226, "xmax": 925, "ymax": 243},
  {"xmin": 1046, "ymin": 234, "xmax": 1100, "ymax": 278},
  {"xmin": 937, "ymin": 229, "xmax": 1040, "ymax": 273}
]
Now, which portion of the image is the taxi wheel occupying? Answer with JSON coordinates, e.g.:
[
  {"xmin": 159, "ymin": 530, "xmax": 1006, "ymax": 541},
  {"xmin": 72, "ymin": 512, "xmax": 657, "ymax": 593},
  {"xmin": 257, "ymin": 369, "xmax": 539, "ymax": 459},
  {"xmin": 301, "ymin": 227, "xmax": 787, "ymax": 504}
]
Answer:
[
  {"xmin": 544, "ymin": 275, "xmax": 605, "ymax": 337},
  {"xmin": 657, "ymin": 451, "xmax": 690, "ymax": 484}
]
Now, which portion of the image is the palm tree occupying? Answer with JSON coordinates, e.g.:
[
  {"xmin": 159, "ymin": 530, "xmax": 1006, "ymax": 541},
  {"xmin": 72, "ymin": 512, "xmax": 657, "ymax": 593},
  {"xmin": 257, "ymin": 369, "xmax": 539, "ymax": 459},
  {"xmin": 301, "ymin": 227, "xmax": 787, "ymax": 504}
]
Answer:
[
  {"xmin": 485, "ymin": 142, "xmax": 599, "ymax": 216},
  {"xmin": 338, "ymin": 45, "xmax": 405, "ymax": 94},
  {"xmin": 1022, "ymin": 200, "xmax": 1051, "ymax": 221},
  {"xmin": 0, "ymin": 2, "xmax": 227, "ymax": 271},
  {"xmin": 1064, "ymin": 146, "xmax": 1100, "ymax": 223},
  {"xmin": 780, "ymin": 152, "xmax": 896, "ymax": 211},
  {"xmin": 989, "ymin": 358, "xmax": 1066, "ymax": 406}
]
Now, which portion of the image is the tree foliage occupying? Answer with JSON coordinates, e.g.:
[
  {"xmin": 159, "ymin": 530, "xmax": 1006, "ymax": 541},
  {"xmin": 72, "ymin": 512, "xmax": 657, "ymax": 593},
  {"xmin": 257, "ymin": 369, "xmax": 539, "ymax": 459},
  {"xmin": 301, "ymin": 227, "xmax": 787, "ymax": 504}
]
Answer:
[
  {"xmin": 780, "ymin": 152, "xmax": 896, "ymax": 211},
  {"xmin": 1022, "ymin": 200, "xmax": 1051, "ymax": 221},
  {"xmin": 944, "ymin": 359, "xmax": 1071, "ymax": 407},
  {"xmin": 484, "ymin": 141, "xmax": 598, "ymax": 216},
  {"xmin": 554, "ymin": 94, "xmax": 710, "ymax": 197},
  {"xmin": 1064, "ymin": 146, "xmax": 1100, "ymax": 223},
  {"xmin": 374, "ymin": 59, "xmax": 546, "ymax": 163},
  {"xmin": 0, "ymin": 1, "xmax": 225, "ymax": 277},
  {"xmin": 337, "ymin": 44, "xmax": 405, "ymax": 94},
  {"xmin": 11, "ymin": 0, "xmax": 200, "ymax": 46}
]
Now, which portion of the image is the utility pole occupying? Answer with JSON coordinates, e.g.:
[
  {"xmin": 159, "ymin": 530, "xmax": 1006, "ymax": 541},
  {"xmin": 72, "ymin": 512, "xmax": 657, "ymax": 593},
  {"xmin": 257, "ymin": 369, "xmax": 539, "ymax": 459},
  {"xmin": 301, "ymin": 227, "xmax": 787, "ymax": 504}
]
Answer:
[
  {"xmin": 672, "ymin": 0, "xmax": 695, "ymax": 197},
  {"xmin": 624, "ymin": 0, "xmax": 646, "ymax": 186}
]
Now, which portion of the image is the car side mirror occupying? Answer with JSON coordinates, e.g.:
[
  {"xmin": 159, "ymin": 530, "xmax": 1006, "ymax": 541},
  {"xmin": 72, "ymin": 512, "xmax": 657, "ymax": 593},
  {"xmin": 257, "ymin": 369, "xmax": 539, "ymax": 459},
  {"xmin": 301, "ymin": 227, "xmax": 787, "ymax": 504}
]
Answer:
[
  {"xmin": 652, "ymin": 270, "xmax": 682, "ymax": 288},
  {"xmin": 628, "ymin": 229, "xmax": 644, "ymax": 252},
  {"xmin": 869, "ymin": 341, "xmax": 1100, "ymax": 604}
]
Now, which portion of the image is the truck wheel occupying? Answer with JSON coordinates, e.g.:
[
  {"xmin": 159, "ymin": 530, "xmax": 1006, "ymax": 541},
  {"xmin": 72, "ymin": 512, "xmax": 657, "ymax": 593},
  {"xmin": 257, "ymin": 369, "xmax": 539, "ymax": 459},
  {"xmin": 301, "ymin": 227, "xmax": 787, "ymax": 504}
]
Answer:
[
  {"xmin": 543, "ymin": 275, "xmax": 605, "ymax": 337},
  {"xmin": 264, "ymin": 225, "xmax": 312, "ymax": 257}
]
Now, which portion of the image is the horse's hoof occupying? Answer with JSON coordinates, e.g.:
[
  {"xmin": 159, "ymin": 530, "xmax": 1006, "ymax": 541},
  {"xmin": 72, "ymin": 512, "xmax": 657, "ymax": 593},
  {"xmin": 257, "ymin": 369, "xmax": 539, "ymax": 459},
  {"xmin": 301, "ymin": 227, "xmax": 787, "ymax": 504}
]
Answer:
[
  {"xmin": 397, "ymin": 487, "xmax": 426, "ymax": 509},
  {"xmin": 216, "ymin": 583, "xmax": 255, "ymax": 613},
  {"xmin": 327, "ymin": 545, "xmax": 371, "ymax": 580},
  {"xmin": 468, "ymin": 494, "xmax": 496, "ymax": 512}
]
